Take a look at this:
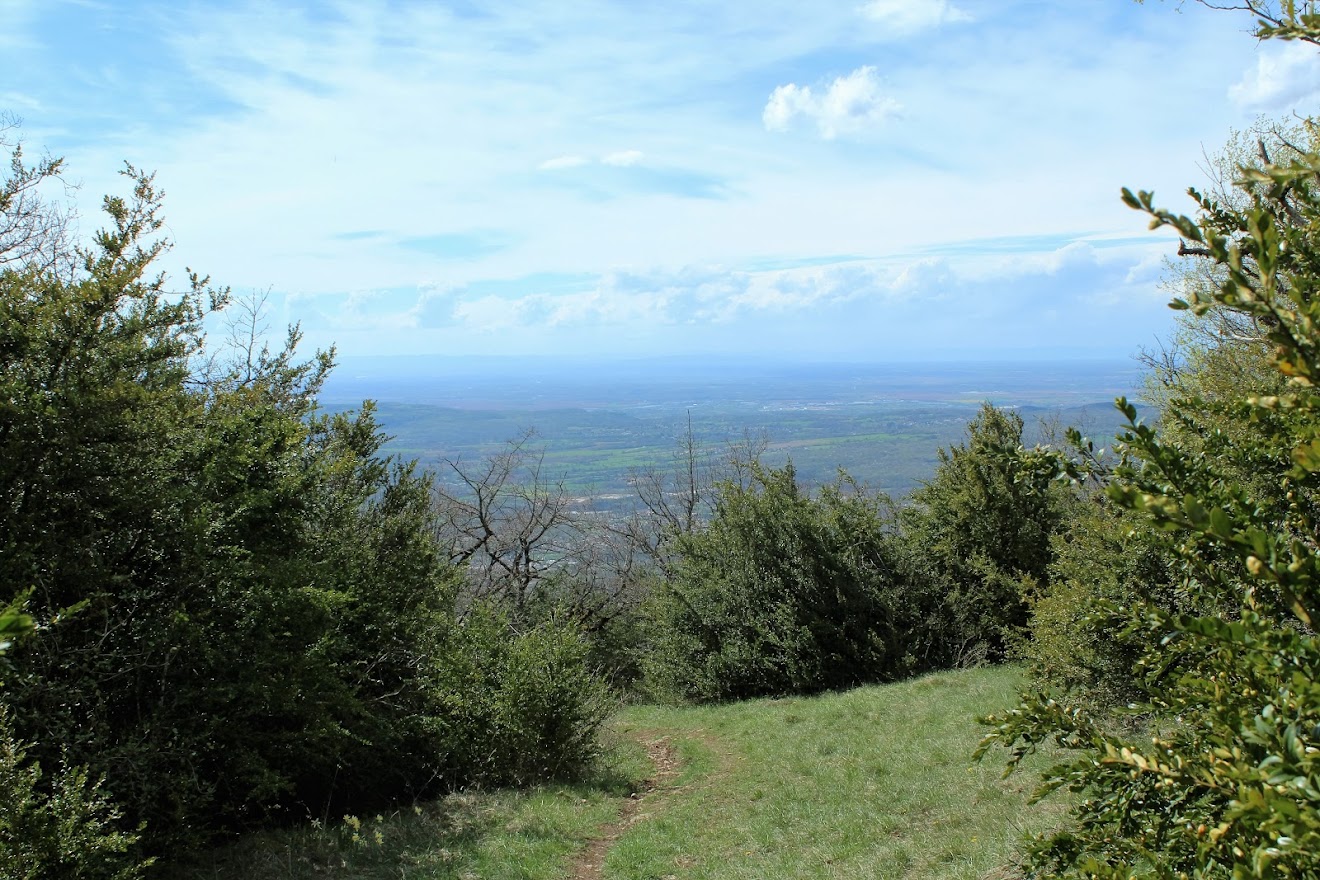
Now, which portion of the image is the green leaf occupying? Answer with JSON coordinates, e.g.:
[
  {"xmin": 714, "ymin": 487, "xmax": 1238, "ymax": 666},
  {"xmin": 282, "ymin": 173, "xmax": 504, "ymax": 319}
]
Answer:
[{"xmin": 1292, "ymin": 439, "xmax": 1320, "ymax": 472}]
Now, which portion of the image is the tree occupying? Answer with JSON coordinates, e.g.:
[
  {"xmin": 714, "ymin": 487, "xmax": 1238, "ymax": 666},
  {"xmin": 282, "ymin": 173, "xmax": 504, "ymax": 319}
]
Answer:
[
  {"xmin": 0, "ymin": 125, "xmax": 620, "ymax": 874},
  {"xmin": 902, "ymin": 403, "xmax": 1077, "ymax": 665},
  {"xmin": 643, "ymin": 462, "xmax": 924, "ymax": 702},
  {"xmin": 622, "ymin": 414, "xmax": 767, "ymax": 577},
  {"xmin": 0, "ymin": 145, "xmax": 615, "ymax": 862},
  {"xmin": 0, "ymin": 114, "xmax": 72, "ymax": 272},
  {"xmin": 433, "ymin": 430, "xmax": 584, "ymax": 614},
  {"xmin": 981, "ymin": 7, "xmax": 1320, "ymax": 876},
  {"xmin": 1021, "ymin": 496, "xmax": 1179, "ymax": 711}
]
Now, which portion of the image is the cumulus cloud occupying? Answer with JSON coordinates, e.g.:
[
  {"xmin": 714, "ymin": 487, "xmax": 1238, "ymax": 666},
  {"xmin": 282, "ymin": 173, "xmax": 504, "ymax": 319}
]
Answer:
[
  {"xmin": 435, "ymin": 244, "xmax": 1147, "ymax": 334},
  {"xmin": 408, "ymin": 284, "xmax": 462, "ymax": 328},
  {"xmin": 889, "ymin": 258, "xmax": 955, "ymax": 296},
  {"xmin": 859, "ymin": 0, "xmax": 970, "ymax": 36},
  {"xmin": 289, "ymin": 236, "xmax": 1177, "ymax": 358},
  {"xmin": 1229, "ymin": 40, "xmax": 1320, "ymax": 111},
  {"xmin": 763, "ymin": 66, "xmax": 901, "ymax": 139}
]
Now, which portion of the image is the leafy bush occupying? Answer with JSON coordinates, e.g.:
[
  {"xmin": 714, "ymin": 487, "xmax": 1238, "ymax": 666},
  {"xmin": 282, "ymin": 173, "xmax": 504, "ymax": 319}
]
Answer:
[
  {"xmin": 643, "ymin": 463, "xmax": 929, "ymax": 702},
  {"xmin": 981, "ymin": 11, "xmax": 1320, "ymax": 876},
  {"xmin": 1022, "ymin": 499, "xmax": 1177, "ymax": 710},
  {"xmin": 901, "ymin": 404, "xmax": 1078, "ymax": 665},
  {"xmin": 428, "ymin": 604, "xmax": 613, "ymax": 786},
  {"xmin": 0, "ymin": 146, "xmax": 611, "ymax": 857},
  {"xmin": 0, "ymin": 708, "xmax": 151, "ymax": 880}
]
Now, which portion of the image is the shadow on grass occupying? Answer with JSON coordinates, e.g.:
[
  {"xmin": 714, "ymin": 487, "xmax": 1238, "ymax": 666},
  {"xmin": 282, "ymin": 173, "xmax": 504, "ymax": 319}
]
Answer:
[{"xmin": 160, "ymin": 740, "xmax": 650, "ymax": 880}]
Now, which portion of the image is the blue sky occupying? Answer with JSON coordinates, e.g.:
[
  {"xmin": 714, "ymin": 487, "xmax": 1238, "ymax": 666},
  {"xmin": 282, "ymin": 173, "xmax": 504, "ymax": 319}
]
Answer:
[{"xmin": 4, "ymin": 0, "xmax": 1318, "ymax": 361}]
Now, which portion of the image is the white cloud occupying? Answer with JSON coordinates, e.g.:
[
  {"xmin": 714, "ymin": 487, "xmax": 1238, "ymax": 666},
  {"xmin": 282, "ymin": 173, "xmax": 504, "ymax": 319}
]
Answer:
[
  {"xmin": 1229, "ymin": 40, "xmax": 1320, "ymax": 110},
  {"xmin": 859, "ymin": 0, "xmax": 970, "ymax": 36},
  {"xmin": 763, "ymin": 83, "xmax": 813, "ymax": 132},
  {"xmin": 540, "ymin": 150, "xmax": 645, "ymax": 171},
  {"xmin": 278, "ymin": 235, "xmax": 1179, "ymax": 358},
  {"xmin": 539, "ymin": 155, "xmax": 590, "ymax": 171},
  {"xmin": 763, "ymin": 66, "xmax": 901, "ymax": 139},
  {"xmin": 889, "ymin": 258, "xmax": 954, "ymax": 296},
  {"xmin": 602, "ymin": 149, "xmax": 644, "ymax": 166}
]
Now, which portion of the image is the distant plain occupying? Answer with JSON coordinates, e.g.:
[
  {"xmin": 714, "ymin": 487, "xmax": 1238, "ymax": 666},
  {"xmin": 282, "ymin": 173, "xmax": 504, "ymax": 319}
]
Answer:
[{"xmin": 321, "ymin": 356, "xmax": 1153, "ymax": 501}]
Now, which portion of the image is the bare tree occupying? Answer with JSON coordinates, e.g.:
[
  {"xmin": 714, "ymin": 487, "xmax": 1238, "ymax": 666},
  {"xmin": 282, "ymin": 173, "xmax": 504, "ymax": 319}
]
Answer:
[
  {"xmin": 538, "ymin": 518, "xmax": 654, "ymax": 633},
  {"xmin": 620, "ymin": 414, "xmax": 767, "ymax": 576},
  {"xmin": 622, "ymin": 412, "xmax": 711, "ymax": 574},
  {"xmin": 0, "ymin": 115, "xmax": 75, "ymax": 274},
  {"xmin": 433, "ymin": 431, "xmax": 586, "ymax": 616},
  {"xmin": 432, "ymin": 420, "xmax": 768, "ymax": 630}
]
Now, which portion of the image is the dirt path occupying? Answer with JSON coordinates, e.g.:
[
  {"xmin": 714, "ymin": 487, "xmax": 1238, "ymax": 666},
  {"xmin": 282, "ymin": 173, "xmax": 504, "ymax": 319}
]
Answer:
[{"xmin": 568, "ymin": 735, "xmax": 682, "ymax": 880}]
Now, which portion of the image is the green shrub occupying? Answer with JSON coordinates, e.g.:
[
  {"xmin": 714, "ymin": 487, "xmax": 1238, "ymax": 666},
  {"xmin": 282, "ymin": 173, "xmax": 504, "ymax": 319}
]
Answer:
[
  {"xmin": 982, "ymin": 13, "xmax": 1320, "ymax": 873},
  {"xmin": 0, "ymin": 157, "xmax": 500, "ymax": 852},
  {"xmin": 1021, "ymin": 499, "xmax": 1177, "ymax": 710},
  {"xmin": 429, "ymin": 604, "xmax": 613, "ymax": 786},
  {"xmin": 901, "ymin": 404, "xmax": 1078, "ymax": 665},
  {"xmin": 642, "ymin": 464, "xmax": 928, "ymax": 702},
  {"xmin": 0, "ymin": 708, "xmax": 151, "ymax": 880},
  {"xmin": 520, "ymin": 566, "xmax": 659, "ymax": 693}
]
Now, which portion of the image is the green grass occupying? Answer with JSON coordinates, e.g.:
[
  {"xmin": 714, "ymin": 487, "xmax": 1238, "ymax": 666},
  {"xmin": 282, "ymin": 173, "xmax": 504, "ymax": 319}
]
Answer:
[
  {"xmin": 164, "ymin": 667, "xmax": 1063, "ymax": 879},
  {"xmin": 160, "ymin": 735, "xmax": 653, "ymax": 880},
  {"xmin": 606, "ymin": 666, "xmax": 1065, "ymax": 880}
]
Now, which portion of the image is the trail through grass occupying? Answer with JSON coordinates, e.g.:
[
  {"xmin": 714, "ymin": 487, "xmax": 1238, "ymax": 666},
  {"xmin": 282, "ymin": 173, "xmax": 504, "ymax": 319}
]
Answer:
[
  {"xmin": 604, "ymin": 666, "xmax": 1065, "ymax": 880},
  {"xmin": 165, "ymin": 667, "xmax": 1062, "ymax": 879}
]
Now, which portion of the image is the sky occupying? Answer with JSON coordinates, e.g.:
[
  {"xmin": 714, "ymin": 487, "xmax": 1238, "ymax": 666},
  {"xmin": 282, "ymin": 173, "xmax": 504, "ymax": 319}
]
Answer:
[{"xmin": 4, "ymin": 0, "xmax": 1320, "ymax": 363}]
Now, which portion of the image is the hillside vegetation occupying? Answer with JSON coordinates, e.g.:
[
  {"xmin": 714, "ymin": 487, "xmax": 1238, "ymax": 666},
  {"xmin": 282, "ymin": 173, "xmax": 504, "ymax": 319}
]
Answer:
[
  {"xmin": 6, "ymin": 3, "xmax": 1320, "ymax": 879},
  {"xmin": 167, "ymin": 667, "xmax": 1063, "ymax": 880}
]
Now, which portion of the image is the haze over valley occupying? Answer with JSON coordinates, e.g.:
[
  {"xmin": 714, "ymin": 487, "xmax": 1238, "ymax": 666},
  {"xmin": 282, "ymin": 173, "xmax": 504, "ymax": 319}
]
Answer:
[{"xmin": 322, "ymin": 355, "xmax": 1150, "ymax": 500}]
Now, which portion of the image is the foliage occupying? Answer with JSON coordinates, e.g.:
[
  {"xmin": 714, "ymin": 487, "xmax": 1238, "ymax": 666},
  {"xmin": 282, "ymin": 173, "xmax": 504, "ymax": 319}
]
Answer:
[
  {"xmin": 1021, "ymin": 499, "xmax": 1177, "ymax": 710},
  {"xmin": 0, "ymin": 708, "xmax": 152, "ymax": 880},
  {"xmin": 0, "ymin": 590, "xmax": 32, "ymax": 677},
  {"xmin": 642, "ymin": 462, "xmax": 928, "ymax": 702},
  {"xmin": 0, "ymin": 140, "xmax": 611, "ymax": 861},
  {"xmin": 981, "ymin": 9, "xmax": 1320, "ymax": 877},
  {"xmin": 426, "ymin": 603, "xmax": 614, "ymax": 787},
  {"xmin": 1020, "ymin": 121, "xmax": 1317, "ymax": 712},
  {"xmin": 903, "ymin": 403, "xmax": 1078, "ymax": 665}
]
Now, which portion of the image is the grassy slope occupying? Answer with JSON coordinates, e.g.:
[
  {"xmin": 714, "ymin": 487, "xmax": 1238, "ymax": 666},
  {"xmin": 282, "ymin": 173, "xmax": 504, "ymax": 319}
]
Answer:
[
  {"xmin": 166, "ymin": 666, "xmax": 1063, "ymax": 880},
  {"xmin": 608, "ymin": 666, "xmax": 1064, "ymax": 880}
]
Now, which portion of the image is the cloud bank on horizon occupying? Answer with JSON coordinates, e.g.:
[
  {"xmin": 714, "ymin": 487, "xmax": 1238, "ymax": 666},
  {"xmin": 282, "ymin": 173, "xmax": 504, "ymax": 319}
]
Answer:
[{"xmin": 2, "ymin": 0, "xmax": 1317, "ymax": 361}]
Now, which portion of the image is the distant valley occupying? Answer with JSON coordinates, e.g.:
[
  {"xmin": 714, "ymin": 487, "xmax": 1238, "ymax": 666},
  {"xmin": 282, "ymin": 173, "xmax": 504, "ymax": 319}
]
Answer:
[{"xmin": 320, "ymin": 356, "xmax": 1153, "ymax": 502}]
